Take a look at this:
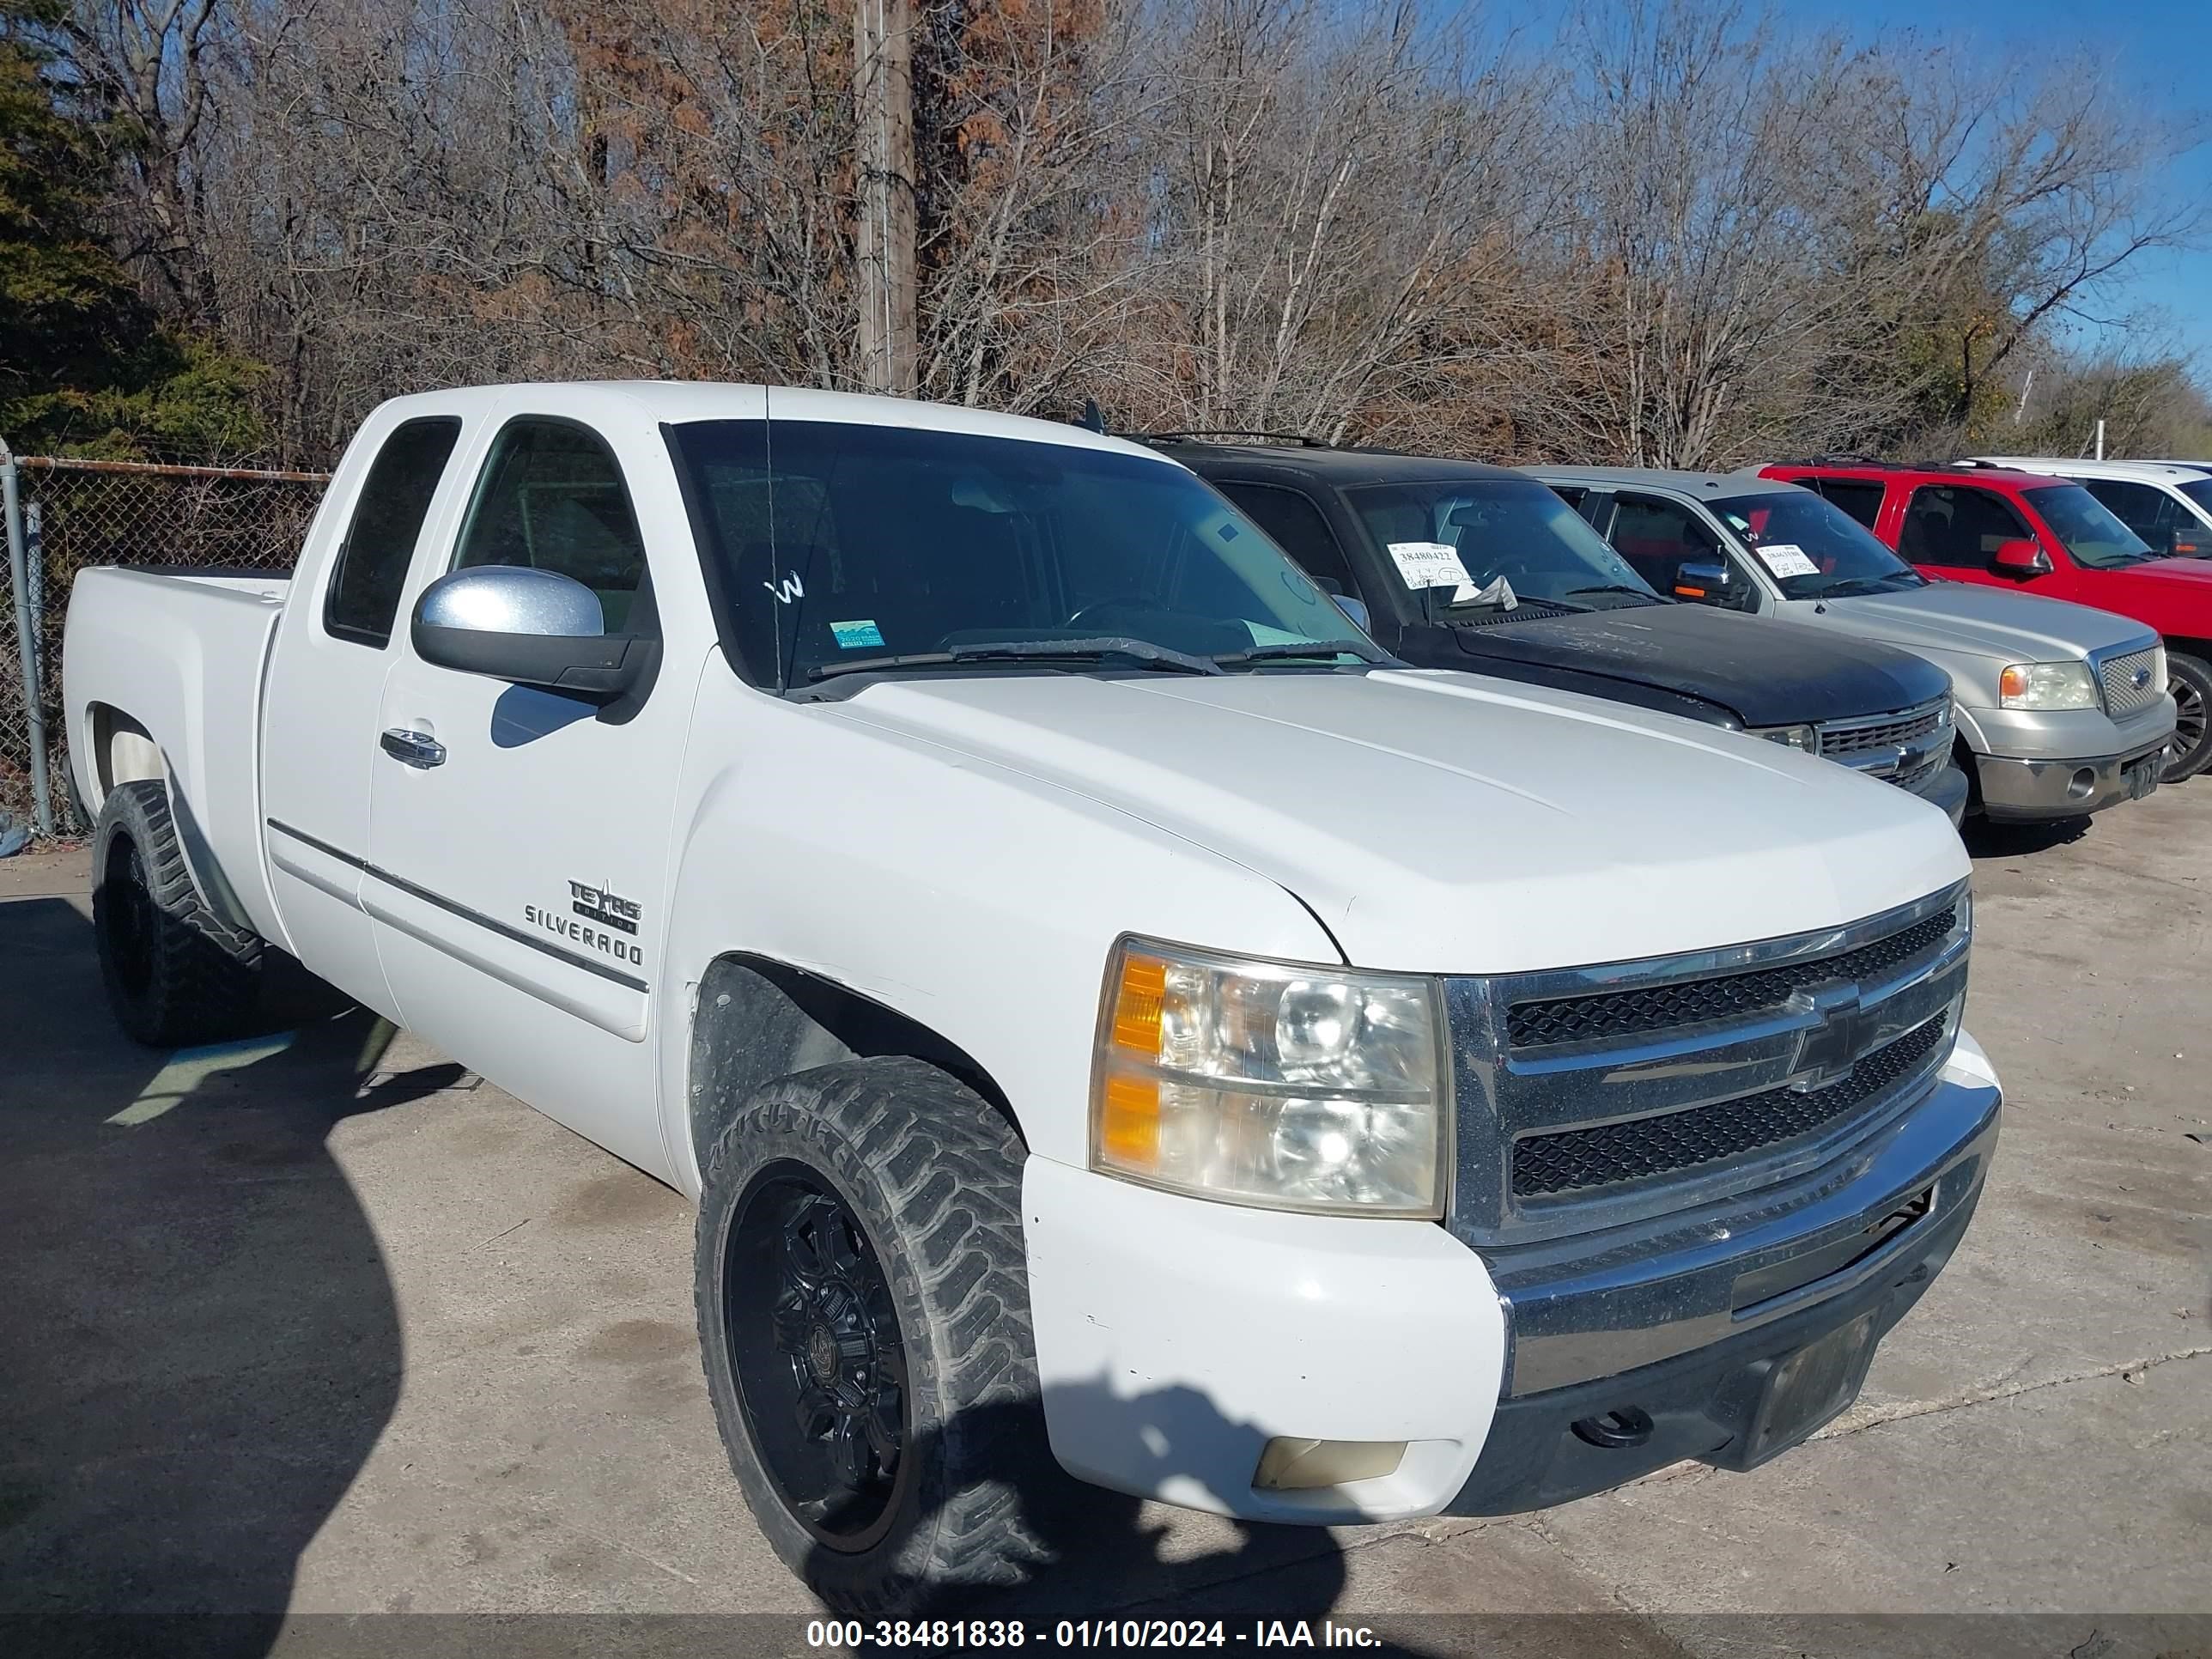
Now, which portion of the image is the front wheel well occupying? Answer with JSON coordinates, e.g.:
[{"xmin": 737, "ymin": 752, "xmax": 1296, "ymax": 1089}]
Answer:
[
  {"xmin": 2161, "ymin": 636, "xmax": 2212, "ymax": 665},
  {"xmin": 685, "ymin": 954, "xmax": 1021, "ymax": 1171}
]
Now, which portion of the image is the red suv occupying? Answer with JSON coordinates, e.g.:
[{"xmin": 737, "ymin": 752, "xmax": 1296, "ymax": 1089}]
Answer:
[{"xmin": 1761, "ymin": 459, "xmax": 2212, "ymax": 780}]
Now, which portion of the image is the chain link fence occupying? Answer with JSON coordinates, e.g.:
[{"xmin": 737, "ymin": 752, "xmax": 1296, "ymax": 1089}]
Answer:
[{"xmin": 1, "ymin": 455, "xmax": 330, "ymax": 840}]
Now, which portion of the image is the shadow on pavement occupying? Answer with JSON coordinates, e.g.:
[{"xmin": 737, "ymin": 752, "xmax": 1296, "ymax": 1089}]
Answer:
[
  {"xmin": 1959, "ymin": 815, "xmax": 2091, "ymax": 860},
  {"xmin": 795, "ymin": 1382, "xmax": 1379, "ymax": 1630},
  {"xmin": 0, "ymin": 894, "xmax": 422, "ymax": 1657}
]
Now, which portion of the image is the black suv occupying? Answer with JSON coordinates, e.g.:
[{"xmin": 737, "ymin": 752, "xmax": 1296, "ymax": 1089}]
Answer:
[{"xmin": 1150, "ymin": 435, "xmax": 1969, "ymax": 822}]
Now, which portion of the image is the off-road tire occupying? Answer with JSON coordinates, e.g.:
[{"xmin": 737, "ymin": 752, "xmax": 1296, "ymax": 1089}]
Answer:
[
  {"xmin": 2161, "ymin": 651, "xmax": 2212, "ymax": 782},
  {"xmin": 91, "ymin": 779, "xmax": 264, "ymax": 1046},
  {"xmin": 695, "ymin": 1057, "xmax": 1054, "ymax": 1613}
]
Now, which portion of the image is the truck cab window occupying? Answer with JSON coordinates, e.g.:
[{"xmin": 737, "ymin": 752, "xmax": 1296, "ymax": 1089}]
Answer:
[
  {"xmin": 1607, "ymin": 494, "xmax": 1751, "ymax": 608},
  {"xmin": 453, "ymin": 418, "xmax": 656, "ymax": 635},
  {"xmin": 1214, "ymin": 482, "xmax": 1361, "ymax": 598},
  {"xmin": 1900, "ymin": 486, "xmax": 2030, "ymax": 569},
  {"xmin": 323, "ymin": 416, "xmax": 463, "ymax": 647},
  {"xmin": 2079, "ymin": 479, "xmax": 2173, "ymax": 544},
  {"xmin": 1808, "ymin": 477, "xmax": 1884, "ymax": 530}
]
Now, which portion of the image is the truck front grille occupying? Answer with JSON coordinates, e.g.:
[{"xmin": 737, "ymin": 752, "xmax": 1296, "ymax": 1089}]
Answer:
[
  {"xmin": 1510, "ymin": 1018, "xmax": 1947, "ymax": 1198},
  {"xmin": 1506, "ymin": 904, "xmax": 1957, "ymax": 1048},
  {"xmin": 1445, "ymin": 883, "xmax": 1971, "ymax": 1243},
  {"xmin": 1816, "ymin": 699, "xmax": 1946, "ymax": 763},
  {"xmin": 2097, "ymin": 647, "xmax": 2163, "ymax": 717}
]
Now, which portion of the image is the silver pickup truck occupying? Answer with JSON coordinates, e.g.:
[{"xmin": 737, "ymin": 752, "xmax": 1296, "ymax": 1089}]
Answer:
[{"xmin": 1530, "ymin": 467, "xmax": 2176, "ymax": 823}]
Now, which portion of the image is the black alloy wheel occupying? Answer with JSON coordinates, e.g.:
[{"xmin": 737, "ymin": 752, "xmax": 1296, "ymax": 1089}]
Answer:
[{"xmin": 726, "ymin": 1163, "xmax": 912, "ymax": 1552}]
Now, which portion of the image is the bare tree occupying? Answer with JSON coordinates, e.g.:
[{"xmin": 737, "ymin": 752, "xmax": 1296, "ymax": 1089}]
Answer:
[{"xmin": 1128, "ymin": 0, "xmax": 1545, "ymax": 442}]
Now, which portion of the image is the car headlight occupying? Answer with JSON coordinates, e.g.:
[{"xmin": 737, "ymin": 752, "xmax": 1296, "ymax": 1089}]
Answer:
[
  {"xmin": 1749, "ymin": 723, "xmax": 1818, "ymax": 751},
  {"xmin": 1091, "ymin": 938, "xmax": 1449, "ymax": 1217},
  {"xmin": 1998, "ymin": 661, "xmax": 2099, "ymax": 710}
]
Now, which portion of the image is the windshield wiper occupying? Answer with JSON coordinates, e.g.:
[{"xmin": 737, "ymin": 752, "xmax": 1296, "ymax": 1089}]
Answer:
[
  {"xmin": 1816, "ymin": 575, "xmax": 1911, "ymax": 599},
  {"xmin": 1211, "ymin": 640, "xmax": 1388, "ymax": 668},
  {"xmin": 807, "ymin": 635, "xmax": 1225, "ymax": 682},
  {"xmin": 1559, "ymin": 584, "xmax": 1656, "ymax": 603}
]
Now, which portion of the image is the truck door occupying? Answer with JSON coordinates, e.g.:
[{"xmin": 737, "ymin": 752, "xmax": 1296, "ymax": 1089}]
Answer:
[
  {"xmin": 1897, "ymin": 483, "xmax": 2057, "ymax": 593},
  {"xmin": 262, "ymin": 413, "xmax": 465, "ymax": 1017},
  {"xmin": 364, "ymin": 410, "xmax": 690, "ymax": 1178}
]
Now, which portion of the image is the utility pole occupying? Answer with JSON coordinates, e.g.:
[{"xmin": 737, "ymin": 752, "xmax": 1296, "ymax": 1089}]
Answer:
[{"xmin": 855, "ymin": 0, "xmax": 917, "ymax": 397}]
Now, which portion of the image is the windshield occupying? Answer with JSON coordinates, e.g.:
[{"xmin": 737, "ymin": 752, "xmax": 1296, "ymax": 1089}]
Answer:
[
  {"xmin": 2179, "ymin": 477, "xmax": 2212, "ymax": 515},
  {"xmin": 1342, "ymin": 478, "xmax": 1658, "ymax": 613},
  {"xmin": 2023, "ymin": 485, "xmax": 2158, "ymax": 570},
  {"xmin": 668, "ymin": 420, "xmax": 1376, "ymax": 684},
  {"xmin": 1709, "ymin": 490, "xmax": 1925, "ymax": 599}
]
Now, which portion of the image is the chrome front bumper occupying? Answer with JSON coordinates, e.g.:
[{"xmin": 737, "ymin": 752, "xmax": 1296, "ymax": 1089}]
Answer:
[
  {"xmin": 1483, "ymin": 1044, "xmax": 1999, "ymax": 1396},
  {"xmin": 1448, "ymin": 1038, "xmax": 1999, "ymax": 1515},
  {"xmin": 1975, "ymin": 741, "xmax": 2166, "ymax": 820}
]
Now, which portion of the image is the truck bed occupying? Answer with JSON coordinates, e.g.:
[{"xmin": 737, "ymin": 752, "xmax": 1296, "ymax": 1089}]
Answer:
[{"xmin": 62, "ymin": 568, "xmax": 295, "ymax": 947}]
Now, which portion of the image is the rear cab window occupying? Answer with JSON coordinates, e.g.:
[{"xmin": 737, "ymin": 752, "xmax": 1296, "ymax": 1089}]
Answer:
[
  {"xmin": 1803, "ymin": 477, "xmax": 1885, "ymax": 531},
  {"xmin": 324, "ymin": 417, "xmax": 464, "ymax": 647}
]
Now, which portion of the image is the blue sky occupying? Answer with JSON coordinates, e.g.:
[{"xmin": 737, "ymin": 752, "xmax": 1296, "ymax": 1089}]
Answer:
[{"xmin": 1772, "ymin": 0, "xmax": 2212, "ymax": 366}]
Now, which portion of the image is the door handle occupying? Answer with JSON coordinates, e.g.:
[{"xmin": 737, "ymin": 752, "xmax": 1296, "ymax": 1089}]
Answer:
[{"xmin": 380, "ymin": 727, "xmax": 447, "ymax": 769}]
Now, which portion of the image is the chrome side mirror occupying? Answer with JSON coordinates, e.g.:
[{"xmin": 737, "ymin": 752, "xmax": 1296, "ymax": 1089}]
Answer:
[
  {"xmin": 416, "ymin": 565, "xmax": 605, "ymax": 637},
  {"xmin": 410, "ymin": 566, "xmax": 651, "ymax": 702}
]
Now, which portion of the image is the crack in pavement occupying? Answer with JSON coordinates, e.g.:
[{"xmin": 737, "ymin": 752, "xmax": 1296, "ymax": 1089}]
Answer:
[{"xmin": 1815, "ymin": 1344, "xmax": 2211, "ymax": 1442}]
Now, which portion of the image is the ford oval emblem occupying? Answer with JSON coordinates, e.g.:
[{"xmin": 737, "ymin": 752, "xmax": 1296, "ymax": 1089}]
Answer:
[{"xmin": 2131, "ymin": 665, "xmax": 2152, "ymax": 690}]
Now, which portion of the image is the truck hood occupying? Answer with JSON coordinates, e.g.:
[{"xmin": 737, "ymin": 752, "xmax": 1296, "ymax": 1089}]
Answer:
[
  {"xmin": 826, "ymin": 669, "xmax": 1966, "ymax": 975},
  {"xmin": 1435, "ymin": 601, "xmax": 1948, "ymax": 726},
  {"xmin": 1817, "ymin": 582, "xmax": 2157, "ymax": 664}
]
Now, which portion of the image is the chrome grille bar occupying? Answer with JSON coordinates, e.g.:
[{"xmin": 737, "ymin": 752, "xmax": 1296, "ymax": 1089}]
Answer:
[{"xmin": 1444, "ymin": 881, "xmax": 1971, "ymax": 1247}]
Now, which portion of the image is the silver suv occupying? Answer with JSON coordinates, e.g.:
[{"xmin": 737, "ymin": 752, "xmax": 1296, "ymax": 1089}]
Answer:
[{"xmin": 1527, "ymin": 467, "xmax": 2176, "ymax": 824}]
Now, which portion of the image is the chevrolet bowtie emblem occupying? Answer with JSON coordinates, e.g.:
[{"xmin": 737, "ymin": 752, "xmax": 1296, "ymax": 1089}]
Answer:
[{"xmin": 1790, "ymin": 987, "xmax": 1873, "ymax": 1091}]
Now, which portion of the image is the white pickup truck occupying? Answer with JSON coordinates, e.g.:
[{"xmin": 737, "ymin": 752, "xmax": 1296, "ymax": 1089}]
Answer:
[{"xmin": 64, "ymin": 383, "xmax": 2002, "ymax": 1611}]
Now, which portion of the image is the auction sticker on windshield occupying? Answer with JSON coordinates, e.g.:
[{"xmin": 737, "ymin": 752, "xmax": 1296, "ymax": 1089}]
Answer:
[
  {"xmin": 1388, "ymin": 540, "xmax": 1476, "ymax": 596},
  {"xmin": 830, "ymin": 619, "xmax": 885, "ymax": 648},
  {"xmin": 1753, "ymin": 543, "xmax": 1820, "ymax": 580}
]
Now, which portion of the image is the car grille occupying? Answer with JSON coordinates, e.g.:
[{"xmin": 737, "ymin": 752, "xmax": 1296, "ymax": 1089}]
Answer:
[
  {"xmin": 2098, "ymin": 647, "xmax": 2163, "ymax": 717},
  {"xmin": 1447, "ymin": 884, "xmax": 1971, "ymax": 1243},
  {"xmin": 1815, "ymin": 699, "xmax": 1947, "ymax": 762},
  {"xmin": 1506, "ymin": 904, "xmax": 1958, "ymax": 1048},
  {"xmin": 1510, "ymin": 1018, "xmax": 1948, "ymax": 1199}
]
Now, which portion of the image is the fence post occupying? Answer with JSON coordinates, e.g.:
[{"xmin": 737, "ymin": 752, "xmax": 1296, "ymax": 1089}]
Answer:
[{"xmin": 3, "ymin": 441, "xmax": 55, "ymax": 837}]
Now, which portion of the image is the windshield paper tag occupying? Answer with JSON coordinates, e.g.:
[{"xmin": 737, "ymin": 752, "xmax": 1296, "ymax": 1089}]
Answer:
[
  {"xmin": 830, "ymin": 619, "xmax": 884, "ymax": 649},
  {"xmin": 1754, "ymin": 543, "xmax": 1820, "ymax": 580},
  {"xmin": 1387, "ymin": 540, "xmax": 1476, "ymax": 598}
]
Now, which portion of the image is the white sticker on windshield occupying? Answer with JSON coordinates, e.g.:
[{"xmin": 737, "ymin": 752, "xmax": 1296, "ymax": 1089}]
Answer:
[
  {"xmin": 1754, "ymin": 543, "xmax": 1820, "ymax": 580},
  {"xmin": 1387, "ymin": 540, "xmax": 1476, "ymax": 598}
]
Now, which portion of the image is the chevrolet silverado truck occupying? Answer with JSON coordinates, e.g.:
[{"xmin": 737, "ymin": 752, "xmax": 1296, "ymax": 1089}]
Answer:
[
  {"xmin": 1147, "ymin": 435, "xmax": 1969, "ymax": 823},
  {"xmin": 1534, "ymin": 466, "xmax": 2179, "ymax": 818},
  {"xmin": 1760, "ymin": 459, "xmax": 2210, "ymax": 782},
  {"xmin": 64, "ymin": 383, "xmax": 2002, "ymax": 1612}
]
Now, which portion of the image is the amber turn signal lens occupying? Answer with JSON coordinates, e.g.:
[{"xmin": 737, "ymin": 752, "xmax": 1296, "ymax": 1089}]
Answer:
[
  {"xmin": 1998, "ymin": 665, "xmax": 2027, "ymax": 700},
  {"xmin": 1099, "ymin": 1073, "xmax": 1160, "ymax": 1163},
  {"xmin": 1111, "ymin": 952, "xmax": 1167, "ymax": 1055}
]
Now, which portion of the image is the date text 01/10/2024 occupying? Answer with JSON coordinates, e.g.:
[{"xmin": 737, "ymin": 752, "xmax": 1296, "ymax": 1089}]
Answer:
[{"xmin": 803, "ymin": 1620, "xmax": 1384, "ymax": 1650}]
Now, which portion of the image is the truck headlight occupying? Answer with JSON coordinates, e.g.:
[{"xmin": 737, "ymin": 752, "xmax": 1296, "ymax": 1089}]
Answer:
[
  {"xmin": 1749, "ymin": 723, "xmax": 1818, "ymax": 751},
  {"xmin": 1998, "ymin": 661, "xmax": 2098, "ymax": 710},
  {"xmin": 1091, "ymin": 938, "xmax": 1449, "ymax": 1217}
]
